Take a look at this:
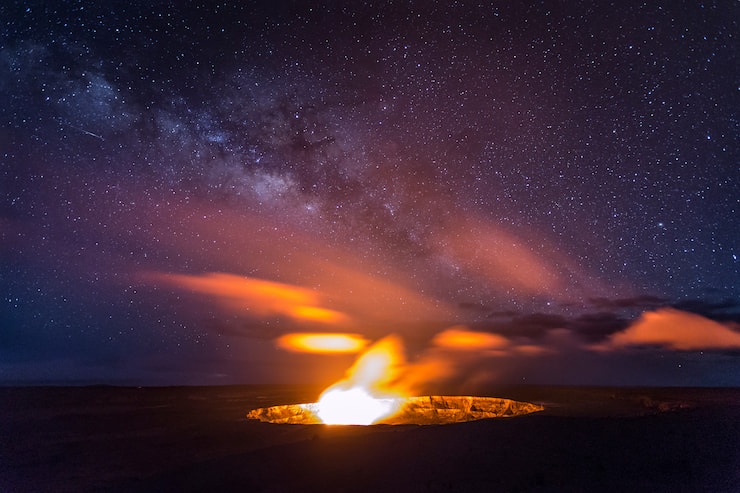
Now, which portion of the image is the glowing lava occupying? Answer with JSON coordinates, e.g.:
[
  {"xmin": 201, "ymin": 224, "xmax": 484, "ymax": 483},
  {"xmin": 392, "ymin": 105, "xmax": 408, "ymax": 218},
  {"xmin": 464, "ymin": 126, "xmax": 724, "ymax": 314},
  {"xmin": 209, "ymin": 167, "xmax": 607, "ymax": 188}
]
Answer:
[
  {"xmin": 314, "ymin": 388, "xmax": 399, "ymax": 425},
  {"xmin": 247, "ymin": 396, "xmax": 543, "ymax": 425}
]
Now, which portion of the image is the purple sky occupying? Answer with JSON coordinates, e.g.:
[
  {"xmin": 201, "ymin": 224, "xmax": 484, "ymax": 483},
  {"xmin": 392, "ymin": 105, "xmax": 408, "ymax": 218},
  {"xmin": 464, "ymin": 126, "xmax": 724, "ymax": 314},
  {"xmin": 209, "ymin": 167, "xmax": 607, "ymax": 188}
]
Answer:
[{"xmin": 1, "ymin": 1, "xmax": 738, "ymax": 386}]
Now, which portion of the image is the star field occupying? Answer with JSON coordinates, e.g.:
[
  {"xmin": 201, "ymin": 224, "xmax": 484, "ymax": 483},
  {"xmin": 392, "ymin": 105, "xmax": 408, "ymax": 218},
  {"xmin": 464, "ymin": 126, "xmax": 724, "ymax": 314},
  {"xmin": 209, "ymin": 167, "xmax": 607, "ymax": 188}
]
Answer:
[{"xmin": 1, "ymin": 1, "xmax": 738, "ymax": 385}]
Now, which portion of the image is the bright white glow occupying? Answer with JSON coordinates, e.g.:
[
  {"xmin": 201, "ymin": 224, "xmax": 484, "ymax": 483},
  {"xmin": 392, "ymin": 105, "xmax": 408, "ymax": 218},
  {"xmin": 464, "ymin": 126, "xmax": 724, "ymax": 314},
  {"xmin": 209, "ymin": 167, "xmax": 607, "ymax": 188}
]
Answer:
[{"xmin": 316, "ymin": 387, "xmax": 399, "ymax": 425}]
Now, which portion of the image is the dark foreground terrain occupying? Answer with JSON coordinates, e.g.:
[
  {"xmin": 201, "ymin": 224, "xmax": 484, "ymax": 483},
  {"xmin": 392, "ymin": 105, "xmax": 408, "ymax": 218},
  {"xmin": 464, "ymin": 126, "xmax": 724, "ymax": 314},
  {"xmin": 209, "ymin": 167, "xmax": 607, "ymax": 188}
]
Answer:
[{"xmin": 1, "ymin": 385, "xmax": 739, "ymax": 492}]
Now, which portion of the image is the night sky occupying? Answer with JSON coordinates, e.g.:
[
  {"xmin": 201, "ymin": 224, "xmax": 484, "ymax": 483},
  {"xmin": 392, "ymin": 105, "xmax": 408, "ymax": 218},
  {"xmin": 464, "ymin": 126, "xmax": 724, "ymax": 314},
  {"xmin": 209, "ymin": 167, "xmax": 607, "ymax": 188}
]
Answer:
[{"xmin": 2, "ymin": 1, "xmax": 739, "ymax": 387}]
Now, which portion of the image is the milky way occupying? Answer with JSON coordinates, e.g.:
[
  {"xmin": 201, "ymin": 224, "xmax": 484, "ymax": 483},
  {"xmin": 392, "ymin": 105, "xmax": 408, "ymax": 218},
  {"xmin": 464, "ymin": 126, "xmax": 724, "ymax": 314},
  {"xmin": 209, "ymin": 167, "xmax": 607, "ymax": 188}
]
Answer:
[{"xmin": 1, "ymin": 1, "xmax": 738, "ymax": 385}]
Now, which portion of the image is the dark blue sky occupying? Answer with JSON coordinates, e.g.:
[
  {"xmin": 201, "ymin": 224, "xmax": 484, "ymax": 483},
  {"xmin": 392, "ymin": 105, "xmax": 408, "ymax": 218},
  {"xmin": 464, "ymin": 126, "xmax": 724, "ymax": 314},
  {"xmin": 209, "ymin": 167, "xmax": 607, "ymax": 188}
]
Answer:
[{"xmin": 1, "ymin": 0, "xmax": 738, "ymax": 386}]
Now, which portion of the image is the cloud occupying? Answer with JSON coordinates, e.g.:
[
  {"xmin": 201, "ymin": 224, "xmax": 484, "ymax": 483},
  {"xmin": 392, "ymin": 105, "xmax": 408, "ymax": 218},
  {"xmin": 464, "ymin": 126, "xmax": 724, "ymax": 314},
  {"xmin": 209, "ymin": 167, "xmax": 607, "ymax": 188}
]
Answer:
[
  {"xmin": 154, "ymin": 272, "xmax": 350, "ymax": 325},
  {"xmin": 596, "ymin": 308, "xmax": 740, "ymax": 351},
  {"xmin": 567, "ymin": 312, "xmax": 630, "ymax": 342},
  {"xmin": 275, "ymin": 333, "xmax": 369, "ymax": 354},
  {"xmin": 472, "ymin": 309, "xmax": 632, "ymax": 344},
  {"xmin": 477, "ymin": 313, "xmax": 567, "ymax": 340},
  {"xmin": 588, "ymin": 295, "xmax": 667, "ymax": 311},
  {"xmin": 430, "ymin": 215, "xmax": 610, "ymax": 300},
  {"xmin": 432, "ymin": 326, "xmax": 510, "ymax": 351},
  {"xmin": 670, "ymin": 299, "xmax": 740, "ymax": 322},
  {"xmin": 513, "ymin": 344, "xmax": 551, "ymax": 356},
  {"xmin": 431, "ymin": 219, "xmax": 563, "ymax": 297}
]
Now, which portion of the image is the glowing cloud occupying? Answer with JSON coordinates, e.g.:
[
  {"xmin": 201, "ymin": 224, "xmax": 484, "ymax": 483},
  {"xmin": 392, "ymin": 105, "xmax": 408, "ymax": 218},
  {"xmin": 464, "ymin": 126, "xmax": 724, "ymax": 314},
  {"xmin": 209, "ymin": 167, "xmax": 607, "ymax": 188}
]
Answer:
[
  {"xmin": 435, "ymin": 220, "xmax": 560, "ymax": 296},
  {"xmin": 430, "ymin": 216, "xmax": 609, "ymax": 300},
  {"xmin": 432, "ymin": 326, "xmax": 510, "ymax": 351},
  {"xmin": 395, "ymin": 328, "xmax": 513, "ymax": 393},
  {"xmin": 339, "ymin": 335, "xmax": 407, "ymax": 391},
  {"xmin": 155, "ymin": 272, "xmax": 349, "ymax": 324},
  {"xmin": 599, "ymin": 308, "xmax": 740, "ymax": 351},
  {"xmin": 276, "ymin": 333, "xmax": 369, "ymax": 354},
  {"xmin": 287, "ymin": 306, "xmax": 349, "ymax": 325},
  {"xmin": 312, "ymin": 336, "xmax": 408, "ymax": 423}
]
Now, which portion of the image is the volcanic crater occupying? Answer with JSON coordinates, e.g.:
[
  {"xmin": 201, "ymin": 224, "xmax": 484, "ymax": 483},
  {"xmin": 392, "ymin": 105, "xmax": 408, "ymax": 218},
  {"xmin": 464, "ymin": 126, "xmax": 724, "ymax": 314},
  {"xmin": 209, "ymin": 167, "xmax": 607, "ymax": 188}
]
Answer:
[{"xmin": 247, "ymin": 395, "xmax": 544, "ymax": 425}]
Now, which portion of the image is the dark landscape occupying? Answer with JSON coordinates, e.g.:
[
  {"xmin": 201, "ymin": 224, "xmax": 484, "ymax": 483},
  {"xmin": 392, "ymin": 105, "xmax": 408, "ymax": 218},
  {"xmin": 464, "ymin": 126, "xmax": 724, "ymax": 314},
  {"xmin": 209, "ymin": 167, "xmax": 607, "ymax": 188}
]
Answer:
[{"xmin": 2, "ymin": 385, "xmax": 739, "ymax": 492}]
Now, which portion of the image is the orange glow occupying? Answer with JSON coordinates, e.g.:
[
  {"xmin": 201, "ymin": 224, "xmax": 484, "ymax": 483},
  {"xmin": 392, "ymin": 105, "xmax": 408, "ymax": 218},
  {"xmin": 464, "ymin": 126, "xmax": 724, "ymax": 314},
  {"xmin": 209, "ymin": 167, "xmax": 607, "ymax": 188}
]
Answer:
[
  {"xmin": 314, "ymin": 336, "xmax": 407, "ymax": 424},
  {"xmin": 298, "ymin": 259, "xmax": 456, "ymax": 326},
  {"xmin": 276, "ymin": 333, "xmax": 369, "ymax": 354},
  {"xmin": 314, "ymin": 387, "xmax": 399, "ymax": 425},
  {"xmin": 331, "ymin": 335, "xmax": 405, "ymax": 391},
  {"xmin": 432, "ymin": 326, "xmax": 510, "ymax": 351},
  {"xmin": 604, "ymin": 308, "xmax": 740, "ymax": 351},
  {"xmin": 515, "ymin": 344, "xmax": 551, "ymax": 356},
  {"xmin": 287, "ymin": 330, "xmax": 556, "ymax": 425},
  {"xmin": 154, "ymin": 272, "xmax": 349, "ymax": 324},
  {"xmin": 139, "ymin": 200, "xmax": 458, "ymax": 328},
  {"xmin": 288, "ymin": 305, "xmax": 348, "ymax": 324},
  {"xmin": 431, "ymin": 216, "xmax": 611, "ymax": 300},
  {"xmin": 434, "ymin": 219, "xmax": 561, "ymax": 296}
]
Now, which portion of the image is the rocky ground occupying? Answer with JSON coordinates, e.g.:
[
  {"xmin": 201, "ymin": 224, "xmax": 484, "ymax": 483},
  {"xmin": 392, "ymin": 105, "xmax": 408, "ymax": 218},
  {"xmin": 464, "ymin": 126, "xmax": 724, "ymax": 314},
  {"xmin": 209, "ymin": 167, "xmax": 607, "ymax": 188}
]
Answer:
[{"xmin": 1, "ymin": 385, "xmax": 739, "ymax": 492}]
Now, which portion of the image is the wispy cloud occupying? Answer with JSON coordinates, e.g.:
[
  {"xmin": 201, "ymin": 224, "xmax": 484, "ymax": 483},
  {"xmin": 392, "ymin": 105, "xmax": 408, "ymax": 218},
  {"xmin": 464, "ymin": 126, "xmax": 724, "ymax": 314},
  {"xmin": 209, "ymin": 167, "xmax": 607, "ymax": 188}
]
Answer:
[
  {"xmin": 153, "ymin": 272, "xmax": 350, "ymax": 324},
  {"xmin": 588, "ymin": 295, "xmax": 667, "ymax": 311}
]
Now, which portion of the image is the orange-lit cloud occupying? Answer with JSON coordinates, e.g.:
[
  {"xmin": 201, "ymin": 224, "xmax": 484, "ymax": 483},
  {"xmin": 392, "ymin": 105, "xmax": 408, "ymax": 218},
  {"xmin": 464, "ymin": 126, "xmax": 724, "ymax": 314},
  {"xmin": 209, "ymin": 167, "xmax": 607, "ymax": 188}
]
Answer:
[
  {"xmin": 597, "ymin": 308, "xmax": 740, "ymax": 351},
  {"xmin": 276, "ymin": 333, "xmax": 369, "ymax": 354},
  {"xmin": 296, "ymin": 258, "xmax": 457, "ymax": 328},
  {"xmin": 430, "ymin": 216, "xmax": 610, "ymax": 300},
  {"xmin": 136, "ymin": 197, "xmax": 457, "ymax": 329},
  {"xmin": 396, "ymin": 328, "xmax": 516, "ymax": 393},
  {"xmin": 514, "ymin": 344, "xmax": 552, "ymax": 356},
  {"xmin": 278, "ymin": 328, "xmax": 561, "ymax": 395},
  {"xmin": 155, "ymin": 272, "xmax": 350, "ymax": 324},
  {"xmin": 432, "ymin": 326, "xmax": 510, "ymax": 351},
  {"xmin": 338, "ymin": 335, "xmax": 407, "ymax": 391},
  {"xmin": 434, "ymin": 220, "xmax": 560, "ymax": 295},
  {"xmin": 287, "ymin": 305, "xmax": 349, "ymax": 324}
]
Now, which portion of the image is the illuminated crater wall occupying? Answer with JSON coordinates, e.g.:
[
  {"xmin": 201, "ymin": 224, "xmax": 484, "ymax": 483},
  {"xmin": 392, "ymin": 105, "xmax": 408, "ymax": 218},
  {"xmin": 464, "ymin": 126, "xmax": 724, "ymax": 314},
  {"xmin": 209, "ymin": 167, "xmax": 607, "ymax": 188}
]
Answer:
[{"xmin": 247, "ymin": 396, "xmax": 544, "ymax": 425}]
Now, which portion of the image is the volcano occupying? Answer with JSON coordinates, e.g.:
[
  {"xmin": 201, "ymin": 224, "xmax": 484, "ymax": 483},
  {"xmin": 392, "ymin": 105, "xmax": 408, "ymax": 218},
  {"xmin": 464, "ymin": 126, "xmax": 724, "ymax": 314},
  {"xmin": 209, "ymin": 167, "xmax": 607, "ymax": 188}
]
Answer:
[
  {"xmin": 251, "ymin": 335, "xmax": 544, "ymax": 425},
  {"xmin": 247, "ymin": 395, "xmax": 543, "ymax": 425}
]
